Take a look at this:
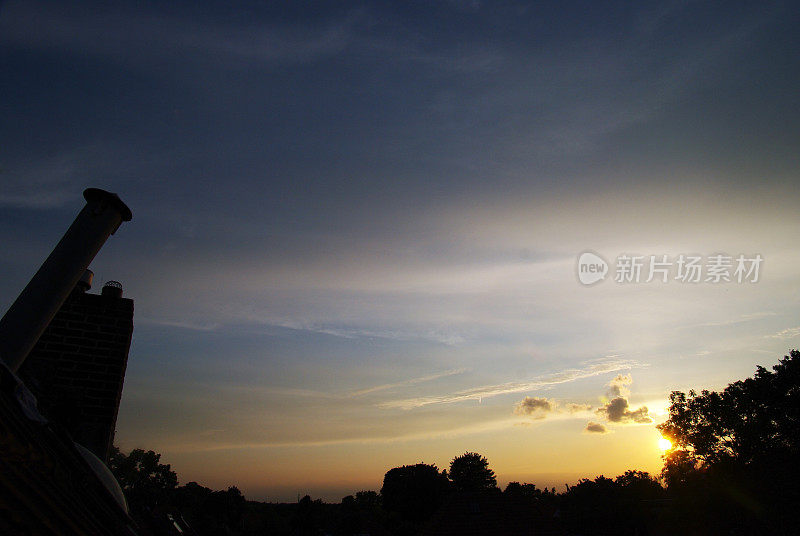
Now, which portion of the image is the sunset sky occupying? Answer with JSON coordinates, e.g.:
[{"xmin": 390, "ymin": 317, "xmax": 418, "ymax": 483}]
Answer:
[{"xmin": 1, "ymin": 0, "xmax": 799, "ymax": 501}]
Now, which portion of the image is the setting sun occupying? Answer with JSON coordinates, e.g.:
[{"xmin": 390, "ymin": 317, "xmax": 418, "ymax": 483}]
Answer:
[{"xmin": 658, "ymin": 438, "xmax": 673, "ymax": 452}]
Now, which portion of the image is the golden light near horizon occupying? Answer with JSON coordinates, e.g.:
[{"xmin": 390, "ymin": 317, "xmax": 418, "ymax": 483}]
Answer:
[{"xmin": 658, "ymin": 437, "xmax": 673, "ymax": 452}]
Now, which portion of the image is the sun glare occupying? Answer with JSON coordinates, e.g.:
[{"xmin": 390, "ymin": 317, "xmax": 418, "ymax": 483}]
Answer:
[{"xmin": 658, "ymin": 437, "xmax": 673, "ymax": 451}]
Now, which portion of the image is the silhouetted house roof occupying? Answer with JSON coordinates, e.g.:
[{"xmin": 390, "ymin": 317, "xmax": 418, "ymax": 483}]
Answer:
[
  {"xmin": 420, "ymin": 491, "xmax": 563, "ymax": 536},
  {"xmin": 0, "ymin": 362, "xmax": 136, "ymax": 534}
]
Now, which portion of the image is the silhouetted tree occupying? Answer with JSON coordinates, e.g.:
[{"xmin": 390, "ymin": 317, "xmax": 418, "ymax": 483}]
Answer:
[
  {"xmin": 172, "ymin": 481, "xmax": 213, "ymax": 509},
  {"xmin": 504, "ymin": 481, "xmax": 533, "ymax": 498},
  {"xmin": 560, "ymin": 475, "xmax": 617, "ymax": 536},
  {"xmin": 381, "ymin": 463, "xmax": 451, "ymax": 528},
  {"xmin": 167, "ymin": 481, "xmax": 250, "ymax": 535},
  {"xmin": 109, "ymin": 446, "xmax": 177, "ymax": 508},
  {"xmin": 448, "ymin": 452, "xmax": 497, "ymax": 491},
  {"xmin": 658, "ymin": 350, "xmax": 800, "ymax": 467},
  {"xmin": 355, "ymin": 490, "xmax": 380, "ymax": 509},
  {"xmin": 559, "ymin": 472, "xmax": 664, "ymax": 536},
  {"xmin": 206, "ymin": 486, "xmax": 246, "ymax": 529},
  {"xmin": 657, "ymin": 351, "xmax": 800, "ymax": 533},
  {"xmin": 503, "ymin": 481, "xmax": 558, "ymax": 513},
  {"xmin": 291, "ymin": 494, "xmax": 326, "ymax": 535},
  {"xmin": 614, "ymin": 470, "xmax": 663, "ymax": 500},
  {"xmin": 659, "ymin": 449, "xmax": 700, "ymax": 490},
  {"xmin": 333, "ymin": 495, "xmax": 359, "ymax": 535}
]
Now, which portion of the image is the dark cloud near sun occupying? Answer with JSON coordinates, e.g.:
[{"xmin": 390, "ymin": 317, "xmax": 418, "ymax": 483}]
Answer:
[
  {"xmin": 596, "ymin": 397, "xmax": 652, "ymax": 424},
  {"xmin": 514, "ymin": 396, "xmax": 556, "ymax": 419},
  {"xmin": 510, "ymin": 373, "xmax": 651, "ymax": 430},
  {"xmin": 585, "ymin": 422, "xmax": 608, "ymax": 434},
  {"xmin": 593, "ymin": 374, "xmax": 652, "ymax": 425}
]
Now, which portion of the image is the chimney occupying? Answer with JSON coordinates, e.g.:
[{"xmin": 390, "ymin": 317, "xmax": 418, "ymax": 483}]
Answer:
[
  {"xmin": 76, "ymin": 269, "xmax": 94, "ymax": 293},
  {"xmin": 101, "ymin": 281, "xmax": 123, "ymax": 299},
  {"xmin": 0, "ymin": 188, "xmax": 132, "ymax": 372}
]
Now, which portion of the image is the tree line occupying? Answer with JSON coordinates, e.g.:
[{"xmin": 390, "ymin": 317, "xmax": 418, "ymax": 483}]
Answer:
[{"xmin": 112, "ymin": 350, "xmax": 800, "ymax": 535}]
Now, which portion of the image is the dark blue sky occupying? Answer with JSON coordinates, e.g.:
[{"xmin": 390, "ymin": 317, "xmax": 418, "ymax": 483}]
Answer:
[
  {"xmin": 4, "ymin": 1, "xmax": 797, "ymax": 223},
  {"xmin": 2, "ymin": 0, "xmax": 799, "ymax": 500}
]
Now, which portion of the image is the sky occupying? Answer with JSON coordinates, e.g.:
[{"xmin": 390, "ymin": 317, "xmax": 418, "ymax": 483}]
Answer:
[{"xmin": 1, "ymin": 0, "xmax": 799, "ymax": 502}]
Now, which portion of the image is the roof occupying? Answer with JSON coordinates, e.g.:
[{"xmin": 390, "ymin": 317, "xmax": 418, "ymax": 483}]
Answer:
[{"xmin": 0, "ymin": 361, "xmax": 138, "ymax": 535}]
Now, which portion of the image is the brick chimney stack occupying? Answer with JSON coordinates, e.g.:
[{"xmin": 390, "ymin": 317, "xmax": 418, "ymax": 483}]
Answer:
[{"xmin": 19, "ymin": 276, "xmax": 134, "ymax": 461}]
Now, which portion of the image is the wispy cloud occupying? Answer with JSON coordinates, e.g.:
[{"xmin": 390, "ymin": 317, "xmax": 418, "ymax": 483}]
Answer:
[
  {"xmin": 380, "ymin": 357, "xmax": 642, "ymax": 410},
  {"xmin": 0, "ymin": 1, "xmax": 359, "ymax": 66},
  {"xmin": 695, "ymin": 311, "xmax": 776, "ymax": 328},
  {"xmin": 198, "ymin": 429, "xmax": 226, "ymax": 437},
  {"xmin": 264, "ymin": 320, "xmax": 464, "ymax": 345},
  {"xmin": 0, "ymin": 145, "xmax": 109, "ymax": 209},
  {"xmin": 767, "ymin": 327, "xmax": 800, "ymax": 340},
  {"xmin": 349, "ymin": 369, "xmax": 467, "ymax": 397},
  {"xmin": 158, "ymin": 416, "xmax": 521, "ymax": 453},
  {"xmin": 566, "ymin": 403, "xmax": 593, "ymax": 414},
  {"xmin": 138, "ymin": 317, "xmax": 221, "ymax": 332}
]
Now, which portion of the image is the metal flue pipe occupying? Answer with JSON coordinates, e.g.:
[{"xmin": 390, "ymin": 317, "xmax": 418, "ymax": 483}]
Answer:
[{"xmin": 0, "ymin": 188, "xmax": 132, "ymax": 372}]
